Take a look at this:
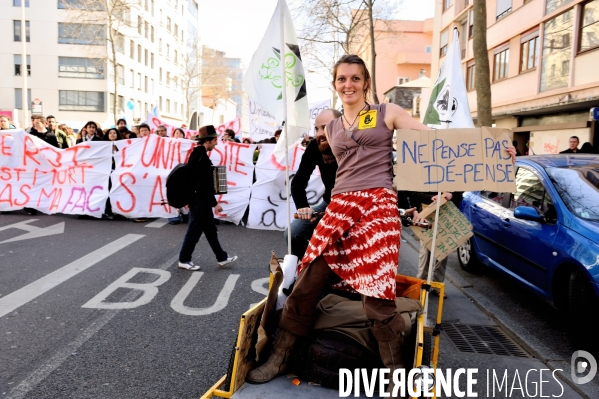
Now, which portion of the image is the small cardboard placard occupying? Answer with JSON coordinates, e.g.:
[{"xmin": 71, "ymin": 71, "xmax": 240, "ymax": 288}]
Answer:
[
  {"xmin": 411, "ymin": 198, "xmax": 473, "ymax": 262},
  {"xmin": 394, "ymin": 127, "xmax": 516, "ymax": 193}
]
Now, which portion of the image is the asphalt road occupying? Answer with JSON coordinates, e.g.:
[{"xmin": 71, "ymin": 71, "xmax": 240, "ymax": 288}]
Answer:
[{"xmin": 1, "ymin": 212, "xmax": 596, "ymax": 398}]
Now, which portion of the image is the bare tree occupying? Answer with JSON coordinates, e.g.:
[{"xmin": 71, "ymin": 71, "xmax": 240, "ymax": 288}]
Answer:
[
  {"xmin": 59, "ymin": 0, "xmax": 139, "ymax": 124},
  {"xmin": 182, "ymin": 29, "xmax": 202, "ymax": 120},
  {"xmin": 472, "ymin": 0, "xmax": 492, "ymax": 127},
  {"xmin": 292, "ymin": 0, "xmax": 401, "ymax": 105}
]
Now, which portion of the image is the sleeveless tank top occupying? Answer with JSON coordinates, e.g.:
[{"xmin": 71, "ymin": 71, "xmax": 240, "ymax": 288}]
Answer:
[{"xmin": 327, "ymin": 103, "xmax": 394, "ymax": 196}]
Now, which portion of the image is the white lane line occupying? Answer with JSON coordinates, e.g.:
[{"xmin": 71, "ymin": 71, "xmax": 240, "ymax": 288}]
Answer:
[
  {"xmin": 145, "ymin": 218, "xmax": 170, "ymax": 228},
  {"xmin": 6, "ymin": 253, "xmax": 180, "ymax": 399},
  {"xmin": 0, "ymin": 234, "xmax": 145, "ymax": 319}
]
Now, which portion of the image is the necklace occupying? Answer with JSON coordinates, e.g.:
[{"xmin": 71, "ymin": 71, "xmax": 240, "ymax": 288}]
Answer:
[{"xmin": 342, "ymin": 103, "xmax": 369, "ymax": 135}]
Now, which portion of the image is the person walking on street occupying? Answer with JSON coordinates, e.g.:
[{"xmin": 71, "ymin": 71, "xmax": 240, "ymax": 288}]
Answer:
[{"xmin": 177, "ymin": 125, "xmax": 238, "ymax": 271}]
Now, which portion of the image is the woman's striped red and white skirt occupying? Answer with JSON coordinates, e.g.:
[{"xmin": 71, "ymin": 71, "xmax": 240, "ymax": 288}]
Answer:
[{"xmin": 298, "ymin": 187, "xmax": 401, "ymax": 301}]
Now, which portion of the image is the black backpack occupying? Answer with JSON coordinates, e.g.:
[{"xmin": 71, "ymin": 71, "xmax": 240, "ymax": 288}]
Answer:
[{"xmin": 166, "ymin": 163, "xmax": 194, "ymax": 208}]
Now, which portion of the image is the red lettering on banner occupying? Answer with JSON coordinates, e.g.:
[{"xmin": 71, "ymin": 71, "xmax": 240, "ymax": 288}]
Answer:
[
  {"xmin": 15, "ymin": 184, "xmax": 31, "ymax": 206},
  {"xmin": 183, "ymin": 143, "xmax": 195, "ymax": 163},
  {"xmin": 149, "ymin": 175, "xmax": 170, "ymax": 213},
  {"xmin": 120, "ymin": 145, "xmax": 134, "ymax": 168},
  {"xmin": 212, "ymin": 147, "xmax": 225, "ymax": 166},
  {"xmin": 23, "ymin": 136, "xmax": 41, "ymax": 166},
  {"xmin": 0, "ymin": 167, "xmax": 11, "ymax": 181},
  {"xmin": 63, "ymin": 145, "xmax": 90, "ymax": 167},
  {"xmin": 14, "ymin": 168, "xmax": 25, "ymax": 181},
  {"xmin": 116, "ymin": 172, "xmax": 136, "ymax": 212},
  {"xmin": 270, "ymin": 146, "xmax": 302, "ymax": 171},
  {"xmin": 40, "ymin": 146, "xmax": 62, "ymax": 168},
  {"xmin": 0, "ymin": 184, "xmax": 13, "ymax": 207},
  {"xmin": 38, "ymin": 187, "xmax": 62, "ymax": 209},
  {"xmin": 1, "ymin": 134, "xmax": 12, "ymax": 156},
  {"xmin": 77, "ymin": 165, "xmax": 93, "ymax": 184},
  {"xmin": 233, "ymin": 143, "xmax": 249, "ymax": 175},
  {"xmin": 141, "ymin": 136, "xmax": 155, "ymax": 167}
]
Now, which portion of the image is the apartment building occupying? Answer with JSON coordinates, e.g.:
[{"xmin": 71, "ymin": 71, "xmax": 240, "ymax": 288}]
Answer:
[
  {"xmin": 351, "ymin": 18, "xmax": 434, "ymax": 118},
  {"xmin": 0, "ymin": 0, "xmax": 198, "ymax": 130},
  {"xmin": 431, "ymin": 0, "xmax": 599, "ymax": 154}
]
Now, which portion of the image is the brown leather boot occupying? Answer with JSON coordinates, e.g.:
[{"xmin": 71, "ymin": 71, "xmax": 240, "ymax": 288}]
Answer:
[
  {"xmin": 378, "ymin": 333, "xmax": 404, "ymax": 398},
  {"xmin": 246, "ymin": 328, "xmax": 297, "ymax": 384}
]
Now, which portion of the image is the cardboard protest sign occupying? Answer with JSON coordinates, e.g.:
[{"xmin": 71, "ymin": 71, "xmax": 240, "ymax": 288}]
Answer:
[
  {"xmin": 411, "ymin": 198, "xmax": 473, "ymax": 262},
  {"xmin": 0, "ymin": 130, "xmax": 112, "ymax": 217},
  {"xmin": 394, "ymin": 127, "xmax": 516, "ymax": 193}
]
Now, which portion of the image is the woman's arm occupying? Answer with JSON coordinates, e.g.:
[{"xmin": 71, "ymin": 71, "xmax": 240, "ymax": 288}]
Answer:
[{"xmin": 384, "ymin": 103, "xmax": 429, "ymax": 131}]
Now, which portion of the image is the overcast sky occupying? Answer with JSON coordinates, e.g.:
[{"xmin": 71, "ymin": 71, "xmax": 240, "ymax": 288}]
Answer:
[{"xmin": 199, "ymin": 0, "xmax": 435, "ymax": 102}]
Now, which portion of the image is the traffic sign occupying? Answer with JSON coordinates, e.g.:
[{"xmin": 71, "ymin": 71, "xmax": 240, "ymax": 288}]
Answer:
[{"xmin": 591, "ymin": 107, "xmax": 599, "ymax": 121}]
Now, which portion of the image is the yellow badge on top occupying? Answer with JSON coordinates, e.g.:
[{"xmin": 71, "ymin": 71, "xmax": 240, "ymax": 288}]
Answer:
[{"xmin": 358, "ymin": 110, "xmax": 377, "ymax": 130}]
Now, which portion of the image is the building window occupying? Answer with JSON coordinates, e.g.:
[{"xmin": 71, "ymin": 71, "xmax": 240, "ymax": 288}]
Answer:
[
  {"xmin": 14, "ymin": 0, "xmax": 30, "ymax": 7},
  {"xmin": 130, "ymin": 40, "xmax": 135, "ymax": 58},
  {"xmin": 145, "ymin": 76, "xmax": 148, "ymax": 93},
  {"xmin": 174, "ymin": 101, "xmax": 178, "ymax": 115},
  {"xmin": 174, "ymin": 50, "xmax": 178, "ymax": 65},
  {"xmin": 167, "ymin": 17, "xmax": 171, "ymax": 32},
  {"xmin": 580, "ymin": 0, "xmax": 599, "ymax": 52},
  {"xmin": 59, "ymin": 57, "xmax": 104, "ymax": 79},
  {"xmin": 496, "ymin": 0, "xmax": 512, "ymax": 20},
  {"xmin": 493, "ymin": 47, "xmax": 510, "ymax": 81},
  {"xmin": 159, "ymin": 96, "xmax": 163, "ymax": 110},
  {"xmin": 159, "ymin": 67, "xmax": 163, "ymax": 83},
  {"xmin": 144, "ymin": 49, "xmax": 148, "ymax": 66},
  {"xmin": 138, "ymin": 45, "xmax": 142, "ymax": 63},
  {"xmin": 397, "ymin": 77, "xmax": 410, "ymax": 85},
  {"xmin": 561, "ymin": 59, "xmax": 570, "ymax": 75},
  {"xmin": 118, "ymin": 95, "xmax": 124, "ymax": 112},
  {"xmin": 174, "ymin": 24, "xmax": 179, "ymax": 38},
  {"xmin": 59, "ymin": 90, "xmax": 105, "ymax": 112},
  {"xmin": 166, "ymin": 99, "xmax": 171, "ymax": 114},
  {"xmin": 424, "ymin": 46, "xmax": 431, "ymax": 53},
  {"xmin": 58, "ymin": 23, "xmax": 105, "ymax": 45},
  {"xmin": 130, "ymin": 69, "xmax": 134, "ymax": 87},
  {"xmin": 440, "ymin": 29, "xmax": 449, "ymax": 57},
  {"xmin": 469, "ymin": 9, "xmax": 474, "ymax": 38},
  {"xmin": 58, "ymin": 0, "xmax": 103, "ymax": 9},
  {"xmin": 546, "ymin": 0, "xmax": 573, "ymax": 15},
  {"xmin": 116, "ymin": 64, "xmax": 125, "ymax": 85},
  {"xmin": 15, "ymin": 88, "xmax": 32, "ymax": 110},
  {"xmin": 166, "ymin": 71, "xmax": 171, "ymax": 87},
  {"xmin": 151, "ymin": 0, "xmax": 154, "ymax": 16},
  {"xmin": 13, "ymin": 20, "xmax": 30, "ymax": 42},
  {"xmin": 541, "ymin": 9, "xmax": 573, "ymax": 91},
  {"xmin": 520, "ymin": 34, "xmax": 539, "ymax": 72},
  {"xmin": 466, "ymin": 63, "xmax": 476, "ymax": 90},
  {"xmin": 138, "ymin": 72, "xmax": 142, "ymax": 90},
  {"xmin": 14, "ymin": 55, "xmax": 31, "ymax": 76},
  {"xmin": 113, "ymin": 30, "xmax": 124, "ymax": 54},
  {"xmin": 159, "ymin": 39, "xmax": 162, "ymax": 54},
  {"xmin": 138, "ymin": 16, "xmax": 142, "ymax": 35},
  {"xmin": 166, "ymin": 44, "xmax": 170, "ymax": 59},
  {"xmin": 443, "ymin": 0, "xmax": 452, "ymax": 12},
  {"xmin": 144, "ymin": 21, "xmax": 149, "ymax": 39},
  {"xmin": 151, "ymin": 53, "xmax": 154, "ymax": 69},
  {"xmin": 151, "ymin": 26, "xmax": 155, "ymax": 42},
  {"xmin": 151, "ymin": 78, "xmax": 154, "ymax": 94}
]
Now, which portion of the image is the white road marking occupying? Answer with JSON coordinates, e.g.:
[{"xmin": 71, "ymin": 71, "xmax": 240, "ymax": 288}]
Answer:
[
  {"xmin": 0, "ymin": 220, "xmax": 66, "ymax": 244},
  {"xmin": 145, "ymin": 218, "xmax": 170, "ymax": 228},
  {"xmin": 170, "ymin": 273, "xmax": 240, "ymax": 316},
  {"xmin": 82, "ymin": 268, "xmax": 171, "ymax": 309},
  {"xmin": 6, "ymin": 253, "xmax": 180, "ymax": 399},
  {"xmin": 0, "ymin": 234, "xmax": 144, "ymax": 319},
  {"xmin": 249, "ymin": 277, "xmax": 270, "ymax": 309}
]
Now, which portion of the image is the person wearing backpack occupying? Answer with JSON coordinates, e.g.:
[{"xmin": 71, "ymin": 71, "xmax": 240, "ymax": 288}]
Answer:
[{"xmin": 177, "ymin": 125, "xmax": 238, "ymax": 271}]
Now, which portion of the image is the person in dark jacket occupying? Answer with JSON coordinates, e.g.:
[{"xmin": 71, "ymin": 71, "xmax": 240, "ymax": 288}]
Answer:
[
  {"xmin": 177, "ymin": 125, "xmax": 238, "ymax": 271},
  {"xmin": 77, "ymin": 121, "xmax": 102, "ymax": 143},
  {"xmin": 560, "ymin": 136, "xmax": 580, "ymax": 153},
  {"xmin": 28, "ymin": 115, "xmax": 59, "ymax": 148},
  {"xmin": 283, "ymin": 109, "xmax": 341, "ymax": 259}
]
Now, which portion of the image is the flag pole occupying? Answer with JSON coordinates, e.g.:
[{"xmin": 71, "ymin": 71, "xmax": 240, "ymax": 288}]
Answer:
[{"xmin": 279, "ymin": 0, "xmax": 292, "ymax": 255}]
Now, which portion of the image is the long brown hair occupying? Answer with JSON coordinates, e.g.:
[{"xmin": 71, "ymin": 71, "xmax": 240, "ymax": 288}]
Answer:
[{"xmin": 332, "ymin": 55, "xmax": 371, "ymax": 100}]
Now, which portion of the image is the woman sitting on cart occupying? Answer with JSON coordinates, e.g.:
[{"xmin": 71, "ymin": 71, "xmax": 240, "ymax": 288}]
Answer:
[{"xmin": 247, "ymin": 54, "xmax": 430, "ymax": 389}]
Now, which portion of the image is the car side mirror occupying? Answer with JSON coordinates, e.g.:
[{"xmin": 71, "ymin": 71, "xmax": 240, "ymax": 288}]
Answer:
[{"xmin": 514, "ymin": 206, "xmax": 545, "ymax": 223}]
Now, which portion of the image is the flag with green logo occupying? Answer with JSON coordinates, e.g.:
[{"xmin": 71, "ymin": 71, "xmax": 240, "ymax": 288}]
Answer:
[
  {"xmin": 244, "ymin": 0, "xmax": 310, "ymax": 154},
  {"xmin": 423, "ymin": 28, "xmax": 474, "ymax": 129}
]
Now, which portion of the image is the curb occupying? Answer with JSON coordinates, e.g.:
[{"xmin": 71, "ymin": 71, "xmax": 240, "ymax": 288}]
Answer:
[{"xmin": 401, "ymin": 230, "xmax": 593, "ymax": 399}]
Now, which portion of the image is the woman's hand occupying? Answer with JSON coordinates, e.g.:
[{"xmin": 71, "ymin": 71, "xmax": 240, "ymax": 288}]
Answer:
[
  {"xmin": 431, "ymin": 192, "xmax": 452, "ymax": 202},
  {"xmin": 506, "ymin": 145, "xmax": 517, "ymax": 164}
]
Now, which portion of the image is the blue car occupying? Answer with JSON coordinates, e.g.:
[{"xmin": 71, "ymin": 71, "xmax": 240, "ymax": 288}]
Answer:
[{"xmin": 458, "ymin": 155, "xmax": 599, "ymax": 352}]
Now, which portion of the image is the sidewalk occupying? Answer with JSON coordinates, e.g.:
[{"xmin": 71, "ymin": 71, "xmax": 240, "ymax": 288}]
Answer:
[{"xmin": 401, "ymin": 229, "xmax": 588, "ymax": 398}]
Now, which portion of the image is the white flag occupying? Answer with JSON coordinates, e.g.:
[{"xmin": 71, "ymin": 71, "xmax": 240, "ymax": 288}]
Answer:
[
  {"xmin": 244, "ymin": 0, "xmax": 310, "ymax": 155},
  {"xmin": 308, "ymin": 99, "xmax": 331, "ymax": 136},
  {"xmin": 423, "ymin": 28, "xmax": 474, "ymax": 129}
]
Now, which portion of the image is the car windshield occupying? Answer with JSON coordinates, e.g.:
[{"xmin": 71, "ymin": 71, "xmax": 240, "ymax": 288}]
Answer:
[{"xmin": 547, "ymin": 166, "xmax": 599, "ymax": 221}]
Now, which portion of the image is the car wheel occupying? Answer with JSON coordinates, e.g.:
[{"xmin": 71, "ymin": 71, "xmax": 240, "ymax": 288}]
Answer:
[
  {"xmin": 457, "ymin": 238, "xmax": 479, "ymax": 272},
  {"xmin": 568, "ymin": 269, "xmax": 599, "ymax": 355}
]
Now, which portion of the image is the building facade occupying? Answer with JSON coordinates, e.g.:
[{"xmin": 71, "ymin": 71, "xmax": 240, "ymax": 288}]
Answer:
[
  {"xmin": 351, "ymin": 18, "xmax": 434, "ymax": 106},
  {"xmin": 0, "ymin": 0, "xmax": 199, "ymax": 130},
  {"xmin": 431, "ymin": 0, "xmax": 599, "ymax": 154}
]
